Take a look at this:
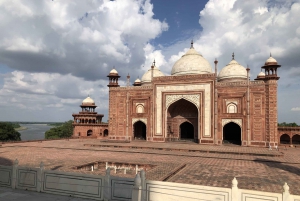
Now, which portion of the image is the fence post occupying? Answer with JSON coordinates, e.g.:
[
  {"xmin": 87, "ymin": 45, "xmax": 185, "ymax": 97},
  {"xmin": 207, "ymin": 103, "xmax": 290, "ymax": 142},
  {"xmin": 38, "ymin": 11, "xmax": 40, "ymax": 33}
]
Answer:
[
  {"xmin": 37, "ymin": 161, "xmax": 44, "ymax": 192},
  {"xmin": 231, "ymin": 177, "xmax": 240, "ymax": 201},
  {"xmin": 12, "ymin": 159, "xmax": 18, "ymax": 189},
  {"xmin": 283, "ymin": 182, "xmax": 294, "ymax": 201},
  {"xmin": 104, "ymin": 167, "xmax": 111, "ymax": 201},
  {"xmin": 140, "ymin": 170, "xmax": 146, "ymax": 201},
  {"xmin": 132, "ymin": 173, "xmax": 142, "ymax": 201}
]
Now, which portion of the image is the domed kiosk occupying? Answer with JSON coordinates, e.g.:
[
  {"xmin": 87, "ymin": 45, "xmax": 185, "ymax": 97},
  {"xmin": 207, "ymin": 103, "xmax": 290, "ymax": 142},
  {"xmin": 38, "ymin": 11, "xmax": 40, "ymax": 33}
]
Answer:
[{"xmin": 72, "ymin": 95, "xmax": 108, "ymax": 138}]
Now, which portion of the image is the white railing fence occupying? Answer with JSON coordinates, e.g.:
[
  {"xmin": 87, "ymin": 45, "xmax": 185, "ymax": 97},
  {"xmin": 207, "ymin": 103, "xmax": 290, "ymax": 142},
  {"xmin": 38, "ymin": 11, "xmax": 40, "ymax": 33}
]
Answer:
[{"xmin": 0, "ymin": 159, "xmax": 299, "ymax": 201}]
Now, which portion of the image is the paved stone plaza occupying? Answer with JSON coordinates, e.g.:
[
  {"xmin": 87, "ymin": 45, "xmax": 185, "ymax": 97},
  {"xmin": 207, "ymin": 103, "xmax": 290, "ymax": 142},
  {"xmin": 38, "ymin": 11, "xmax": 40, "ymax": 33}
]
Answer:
[{"xmin": 0, "ymin": 139, "xmax": 300, "ymax": 195}]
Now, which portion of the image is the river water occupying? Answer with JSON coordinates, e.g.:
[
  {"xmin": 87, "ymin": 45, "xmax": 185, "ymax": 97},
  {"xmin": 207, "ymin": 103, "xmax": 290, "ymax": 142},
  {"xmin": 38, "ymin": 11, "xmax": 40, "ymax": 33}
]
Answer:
[{"xmin": 19, "ymin": 124, "xmax": 53, "ymax": 141}]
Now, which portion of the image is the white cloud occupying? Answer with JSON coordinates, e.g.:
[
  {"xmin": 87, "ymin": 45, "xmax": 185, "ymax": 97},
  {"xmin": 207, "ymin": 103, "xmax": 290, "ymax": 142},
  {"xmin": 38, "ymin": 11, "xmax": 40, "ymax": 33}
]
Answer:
[
  {"xmin": 291, "ymin": 107, "xmax": 300, "ymax": 111},
  {"xmin": 0, "ymin": 0, "xmax": 168, "ymax": 121},
  {"xmin": 0, "ymin": 0, "xmax": 168, "ymax": 80}
]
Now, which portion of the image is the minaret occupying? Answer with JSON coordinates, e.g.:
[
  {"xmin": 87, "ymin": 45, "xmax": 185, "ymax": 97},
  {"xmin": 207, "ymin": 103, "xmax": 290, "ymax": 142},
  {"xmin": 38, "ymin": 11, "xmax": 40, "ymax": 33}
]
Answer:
[
  {"xmin": 246, "ymin": 66, "xmax": 250, "ymax": 146},
  {"xmin": 214, "ymin": 58, "xmax": 218, "ymax": 144},
  {"xmin": 107, "ymin": 67, "xmax": 121, "ymax": 87},
  {"xmin": 151, "ymin": 60, "xmax": 155, "ymax": 82},
  {"xmin": 262, "ymin": 54, "xmax": 281, "ymax": 146}
]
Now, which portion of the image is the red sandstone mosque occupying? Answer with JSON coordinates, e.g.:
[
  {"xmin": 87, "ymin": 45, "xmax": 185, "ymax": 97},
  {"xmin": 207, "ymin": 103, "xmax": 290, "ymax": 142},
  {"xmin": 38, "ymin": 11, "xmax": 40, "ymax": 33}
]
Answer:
[{"xmin": 72, "ymin": 42, "xmax": 300, "ymax": 146}]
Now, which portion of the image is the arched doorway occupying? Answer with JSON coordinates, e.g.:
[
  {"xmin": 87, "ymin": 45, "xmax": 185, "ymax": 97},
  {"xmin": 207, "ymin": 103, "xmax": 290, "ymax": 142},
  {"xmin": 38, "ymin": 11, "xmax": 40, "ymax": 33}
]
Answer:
[
  {"xmin": 180, "ymin": 122, "xmax": 194, "ymax": 139},
  {"xmin": 280, "ymin": 134, "xmax": 290, "ymax": 144},
  {"xmin": 133, "ymin": 121, "xmax": 146, "ymax": 140},
  {"xmin": 104, "ymin": 129, "xmax": 108, "ymax": 137},
  {"xmin": 223, "ymin": 122, "xmax": 241, "ymax": 145},
  {"xmin": 167, "ymin": 99, "xmax": 198, "ymax": 141},
  {"xmin": 87, "ymin": 129, "xmax": 93, "ymax": 136},
  {"xmin": 292, "ymin": 134, "xmax": 300, "ymax": 144}
]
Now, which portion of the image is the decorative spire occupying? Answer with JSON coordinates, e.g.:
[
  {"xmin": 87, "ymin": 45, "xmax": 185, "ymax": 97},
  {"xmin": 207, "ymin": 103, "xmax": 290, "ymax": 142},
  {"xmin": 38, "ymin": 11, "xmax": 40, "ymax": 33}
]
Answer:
[
  {"xmin": 153, "ymin": 59, "xmax": 156, "ymax": 66},
  {"xmin": 270, "ymin": 52, "xmax": 272, "ymax": 57},
  {"xmin": 232, "ymin": 52, "xmax": 235, "ymax": 60},
  {"xmin": 190, "ymin": 40, "xmax": 194, "ymax": 49}
]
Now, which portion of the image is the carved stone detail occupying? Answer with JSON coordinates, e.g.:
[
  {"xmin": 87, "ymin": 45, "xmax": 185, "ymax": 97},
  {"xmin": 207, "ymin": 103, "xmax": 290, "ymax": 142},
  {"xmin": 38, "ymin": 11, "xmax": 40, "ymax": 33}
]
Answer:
[
  {"xmin": 222, "ymin": 119, "xmax": 242, "ymax": 127},
  {"xmin": 132, "ymin": 118, "xmax": 147, "ymax": 125},
  {"xmin": 166, "ymin": 94, "xmax": 200, "ymax": 109}
]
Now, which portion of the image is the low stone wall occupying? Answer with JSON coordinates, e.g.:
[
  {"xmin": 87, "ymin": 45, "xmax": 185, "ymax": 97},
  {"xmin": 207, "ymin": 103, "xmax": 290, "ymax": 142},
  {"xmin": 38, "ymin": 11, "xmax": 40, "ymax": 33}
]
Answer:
[{"xmin": 1, "ymin": 160, "xmax": 299, "ymax": 201}]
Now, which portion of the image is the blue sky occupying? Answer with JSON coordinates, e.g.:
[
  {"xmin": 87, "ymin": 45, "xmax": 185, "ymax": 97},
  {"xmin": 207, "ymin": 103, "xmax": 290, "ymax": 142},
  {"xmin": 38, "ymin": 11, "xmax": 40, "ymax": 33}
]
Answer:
[
  {"xmin": 151, "ymin": 0, "xmax": 205, "ymax": 47},
  {"xmin": 0, "ymin": 0, "xmax": 299, "ymax": 124}
]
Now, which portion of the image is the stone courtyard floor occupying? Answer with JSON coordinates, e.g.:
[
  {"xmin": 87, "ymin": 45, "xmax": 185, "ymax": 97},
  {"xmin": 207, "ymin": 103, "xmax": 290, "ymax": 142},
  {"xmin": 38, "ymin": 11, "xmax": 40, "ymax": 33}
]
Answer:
[{"xmin": 0, "ymin": 139, "xmax": 300, "ymax": 195}]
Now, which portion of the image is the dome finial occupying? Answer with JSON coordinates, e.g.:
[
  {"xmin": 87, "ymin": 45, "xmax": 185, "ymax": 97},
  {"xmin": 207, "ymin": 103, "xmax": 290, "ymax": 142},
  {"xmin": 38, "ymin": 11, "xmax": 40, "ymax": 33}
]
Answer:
[
  {"xmin": 190, "ymin": 40, "xmax": 194, "ymax": 49},
  {"xmin": 232, "ymin": 52, "xmax": 235, "ymax": 60},
  {"xmin": 153, "ymin": 59, "xmax": 156, "ymax": 66},
  {"xmin": 270, "ymin": 52, "xmax": 272, "ymax": 57},
  {"xmin": 88, "ymin": 94, "xmax": 89, "ymax": 97}
]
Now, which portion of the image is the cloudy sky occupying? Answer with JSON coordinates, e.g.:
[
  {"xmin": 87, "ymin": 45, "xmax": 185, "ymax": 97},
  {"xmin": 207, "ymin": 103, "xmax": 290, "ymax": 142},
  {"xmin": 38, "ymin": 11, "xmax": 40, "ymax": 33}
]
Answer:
[{"xmin": 0, "ymin": 0, "xmax": 299, "ymax": 124}]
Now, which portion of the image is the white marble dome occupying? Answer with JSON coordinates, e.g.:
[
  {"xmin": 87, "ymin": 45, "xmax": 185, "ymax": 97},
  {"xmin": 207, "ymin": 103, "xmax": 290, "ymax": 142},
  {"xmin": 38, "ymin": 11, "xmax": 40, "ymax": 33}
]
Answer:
[
  {"xmin": 141, "ymin": 66, "xmax": 165, "ymax": 84},
  {"xmin": 110, "ymin": 68, "xmax": 118, "ymax": 74},
  {"xmin": 82, "ymin": 96, "xmax": 95, "ymax": 105},
  {"xmin": 171, "ymin": 47, "xmax": 212, "ymax": 76},
  {"xmin": 265, "ymin": 56, "xmax": 277, "ymax": 65},
  {"xmin": 218, "ymin": 59, "xmax": 247, "ymax": 82},
  {"xmin": 258, "ymin": 71, "xmax": 265, "ymax": 77},
  {"xmin": 134, "ymin": 78, "xmax": 141, "ymax": 83}
]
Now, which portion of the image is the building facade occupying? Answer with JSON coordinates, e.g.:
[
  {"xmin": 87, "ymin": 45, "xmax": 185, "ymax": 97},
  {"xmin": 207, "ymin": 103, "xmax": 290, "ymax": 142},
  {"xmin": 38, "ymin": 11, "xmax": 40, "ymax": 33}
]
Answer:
[
  {"xmin": 72, "ymin": 96, "xmax": 108, "ymax": 138},
  {"xmin": 106, "ymin": 43, "xmax": 282, "ymax": 147}
]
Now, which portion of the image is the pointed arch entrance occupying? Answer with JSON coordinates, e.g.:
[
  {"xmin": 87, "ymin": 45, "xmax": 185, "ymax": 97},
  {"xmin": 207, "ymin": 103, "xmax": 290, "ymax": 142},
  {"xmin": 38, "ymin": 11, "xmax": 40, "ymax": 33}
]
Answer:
[
  {"xmin": 223, "ymin": 122, "xmax": 241, "ymax": 145},
  {"xmin": 87, "ymin": 129, "xmax": 93, "ymax": 136},
  {"xmin": 180, "ymin": 122, "xmax": 194, "ymax": 139},
  {"xmin": 167, "ymin": 99, "xmax": 198, "ymax": 141},
  {"xmin": 280, "ymin": 134, "xmax": 290, "ymax": 144},
  {"xmin": 292, "ymin": 134, "xmax": 300, "ymax": 144},
  {"xmin": 133, "ymin": 121, "xmax": 146, "ymax": 140},
  {"xmin": 103, "ymin": 129, "xmax": 108, "ymax": 137}
]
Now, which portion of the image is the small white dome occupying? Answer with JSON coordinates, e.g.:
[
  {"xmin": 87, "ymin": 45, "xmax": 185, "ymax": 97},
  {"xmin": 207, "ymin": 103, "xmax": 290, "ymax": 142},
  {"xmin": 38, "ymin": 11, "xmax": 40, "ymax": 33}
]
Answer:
[
  {"xmin": 218, "ymin": 59, "xmax": 247, "ymax": 82},
  {"xmin": 82, "ymin": 96, "xmax": 95, "ymax": 105},
  {"xmin": 110, "ymin": 68, "xmax": 118, "ymax": 74},
  {"xmin": 171, "ymin": 47, "xmax": 212, "ymax": 76},
  {"xmin": 265, "ymin": 56, "xmax": 277, "ymax": 65},
  {"xmin": 258, "ymin": 71, "xmax": 265, "ymax": 77},
  {"xmin": 134, "ymin": 78, "xmax": 141, "ymax": 83},
  {"xmin": 141, "ymin": 66, "xmax": 165, "ymax": 84}
]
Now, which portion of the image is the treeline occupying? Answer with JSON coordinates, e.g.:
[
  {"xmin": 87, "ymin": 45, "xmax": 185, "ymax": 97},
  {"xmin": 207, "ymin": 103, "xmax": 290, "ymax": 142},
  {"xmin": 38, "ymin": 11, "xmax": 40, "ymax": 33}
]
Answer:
[
  {"xmin": 6, "ymin": 121, "xmax": 63, "ymax": 125},
  {"xmin": 47, "ymin": 122, "xmax": 64, "ymax": 126},
  {"xmin": 278, "ymin": 122, "xmax": 299, "ymax": 127},
  {"xmin": 45, "ymin": 120, "xmax": 73, "ymax": 139},
  {"xmin": 0, "ymin": 122, "xmax": 21, "ymax": 141}
]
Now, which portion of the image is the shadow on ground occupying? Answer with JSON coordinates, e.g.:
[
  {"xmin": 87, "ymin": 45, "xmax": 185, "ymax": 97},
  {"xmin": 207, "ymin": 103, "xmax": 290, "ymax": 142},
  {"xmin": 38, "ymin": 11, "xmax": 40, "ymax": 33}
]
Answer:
[
  {"xmin": 254, "ymin": 158, "xmax": 300, "ymax": 176},
  {"xmin": 0, "ymin": 157, "xmax": 14, "ymax": 166}
]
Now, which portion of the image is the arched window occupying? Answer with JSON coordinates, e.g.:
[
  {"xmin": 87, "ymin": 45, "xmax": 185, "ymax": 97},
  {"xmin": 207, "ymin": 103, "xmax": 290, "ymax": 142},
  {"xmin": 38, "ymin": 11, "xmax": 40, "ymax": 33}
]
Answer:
[
  {"xmin": 136, "ymin": 104, "xmax": 144, "ymax": 113},
  {"xmin": 227, "ymin": 103, "xmax": 237, "ymax": 113}
]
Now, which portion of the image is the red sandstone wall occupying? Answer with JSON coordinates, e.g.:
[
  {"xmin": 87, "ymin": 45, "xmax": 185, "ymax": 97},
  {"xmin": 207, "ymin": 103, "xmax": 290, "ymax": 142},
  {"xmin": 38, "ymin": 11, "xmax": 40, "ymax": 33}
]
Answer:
[
  {"xmin": 108, "ymin": 87, "xmax": 152, "ymax": 140},
  {"xmin": 73, "ymin": 124, "xmax": 108, "ymax": 137}
]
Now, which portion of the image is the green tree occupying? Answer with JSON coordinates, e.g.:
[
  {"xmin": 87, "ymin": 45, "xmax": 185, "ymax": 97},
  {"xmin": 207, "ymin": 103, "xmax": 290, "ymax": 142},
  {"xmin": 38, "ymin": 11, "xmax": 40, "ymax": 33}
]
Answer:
[
  {"xmin": 278, "ymin": 122, "xmax": 299, "ymax": 127},
  {"xmin": 0, "ymin": 122, "xmax": 21, "ymax": 141},
  {"xmin": 45, "ymin": 120, "xmax": 73, "ymax": 139}
]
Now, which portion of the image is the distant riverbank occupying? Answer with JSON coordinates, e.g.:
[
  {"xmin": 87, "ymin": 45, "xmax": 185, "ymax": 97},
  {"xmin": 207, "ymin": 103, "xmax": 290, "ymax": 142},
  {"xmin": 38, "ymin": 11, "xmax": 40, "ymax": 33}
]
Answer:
[{"xmin": 15, "ymin": 126, "xmax": 28, "ymax": 131}]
